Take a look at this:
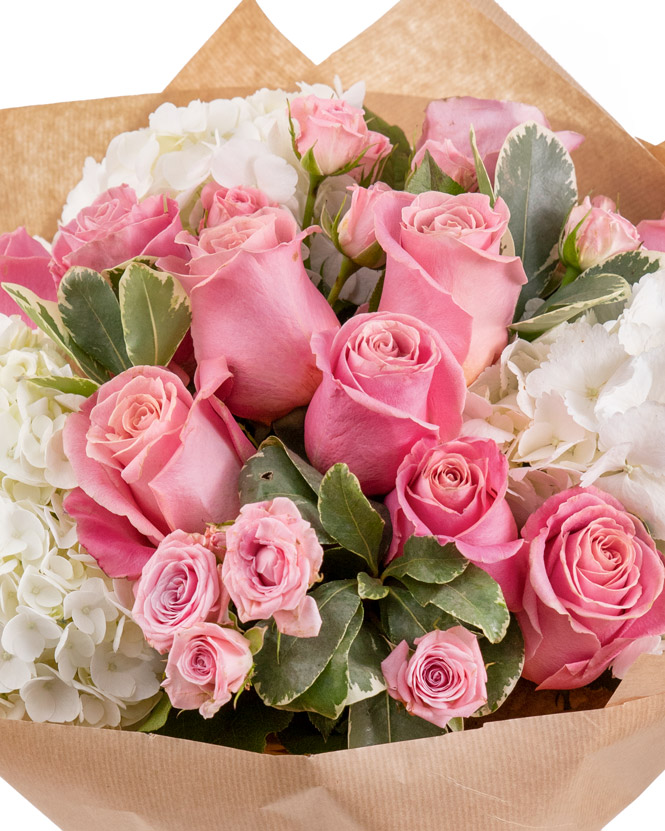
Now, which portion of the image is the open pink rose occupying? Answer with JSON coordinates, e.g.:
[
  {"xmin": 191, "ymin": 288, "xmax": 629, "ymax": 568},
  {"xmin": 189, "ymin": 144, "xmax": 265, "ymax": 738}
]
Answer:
[
  {"xmin": 637, "ymin": 209, "xmax": 665, "ymax": 252},
  {"xmin": 63, "ymin": 365, "xmax": 254, "ymax": 579},
  {"xmin": 375, "ymin": 190, "xmax": 527, "ymax": 383},
  {"xmin": 304, "ymin": 311, "xmax": 466, "ymax": 495},
  {"xmin": 163, "ymin": 623, "xmax": 253, "ymax": 718},
  {"xmin": 337, "ymin": 182, "xmax": 391, "ymax": 267},
  {"xmin": 290, "ymin": 96, "xmax": 391, "ymax": 177},
  {"xmin": 516, "ymin": 486, "xmax": 665, "ymax": 689},
  {"xmin": 385, "ymin": 436, "xmax": 521, "ymax": 570},
  {"xmin": 132, "ymin": 530, "xmax": 225, "ymax": 653},
  {"xmin": 562, "ymin": 196, "xmax": 640, "ymax": 270},
  {"xmin": 50, "ymin": 185, "xmax": 186, "ymax": 284},
  {"xmin": 417, "ymin": 96, "xmax": 584, "ymax": 182},
  {"xmin": 222, "ymin": 498, "xmax": 323, "ymax": 638},
  {"xmin": 0, "ymin": 228, "xmax": 57, "ymax": 325},
  {"xmin": 198, "ymin": 183, "xmax": 277, "ymax": 231},
  {"xmin": 171, "ymin": 206, "xmax": 339, "ymax": 424},
  {"xmin": 381, "ymin": 627, "xmax": 488, "ymax": 728}
]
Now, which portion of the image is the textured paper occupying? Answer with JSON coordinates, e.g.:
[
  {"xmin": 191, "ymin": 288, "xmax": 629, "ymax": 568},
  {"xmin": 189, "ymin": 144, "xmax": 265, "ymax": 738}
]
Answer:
[{"xmin": 1, "ymin": 2, "xmax": 665, "ymax": 829}]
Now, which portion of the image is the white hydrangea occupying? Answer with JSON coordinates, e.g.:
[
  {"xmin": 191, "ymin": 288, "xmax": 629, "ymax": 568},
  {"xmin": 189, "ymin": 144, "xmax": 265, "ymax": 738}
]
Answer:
[
  {"xmin": 62, "ymin": 78, "xmax": 366, "ymax": 226},
  {"xmin": 0, "ymin": 315, "xmax": 164, "ymax": 727},
  {"xmin": 465, "ymin": 271, "xmax": 665, "ymax": 539}
]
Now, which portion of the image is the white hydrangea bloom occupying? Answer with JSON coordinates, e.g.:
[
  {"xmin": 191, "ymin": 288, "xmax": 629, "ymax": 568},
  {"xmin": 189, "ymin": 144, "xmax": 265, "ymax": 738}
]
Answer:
[{"xmin": 618, "ymin": 269, "xmax": 665, "ymax": 356}]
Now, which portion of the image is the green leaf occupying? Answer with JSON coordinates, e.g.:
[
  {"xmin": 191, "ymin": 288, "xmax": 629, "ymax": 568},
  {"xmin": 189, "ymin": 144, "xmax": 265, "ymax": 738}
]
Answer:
[
  {"xmin": 272, "ymin": 406, "xmax": 308, "ymax": 461},
  {"xmin": 469, "ymin": 125, "xmax": 495, "ymax": 205},
  {"xmin": 58, "ymin": 267, "xmax": 131, "ymax": 375},
  {"xmin": 347, "ymin": 690, "xmax": 446, "ymax": 748},
  {"xmin": 135, "ymin": 693, "xmax": 172, "ymax": 733},
  {"xmin": 363, "ymin": 107, "xmax": 412, "ymax": 190},
  {"xmin": 239, "ymin": 437, "xmax": 330, "ymax": 544},
  {"xmin": 321, "ymin": 546, "xmax": 370, "ymax": 582},
  {"xmin": 581, "ymin": 249, "xmax": 665, "ymax": 285},
  {"xmin": 244, "ymin": 625, "xmax": 267, "ymax": 656},
  {"xmin": 380, "ymin": 584, "xmax": 457, "ymax": 646},
  {"xmin": 308, "ymin": 710, "xmax": 341, "ymax": 741},
  {"xmin": 402, "ymin": 565, "xmax": 509, "ymax": 643},
  {"xmin": 510, "ymin": 271, "xmax": 631, "ymax": 337},
  {"xmin": 278, "ymin": 711, "xmax": 348, "ymax": 754},
  {"xmin": 318, "ymin": 463, "xmax": 384, "ymax": 576},
  {"xmin": 473, "ymin": 618, "xmax": 525, "ymax": 717},
  {"xmin": 406, "ymin": 149, "xmax": 466, "ymax": 196},
  {"xmin": 2, "ymin": 283, "xmax": 109, "ymax": 383},
  {"xmin": 253, "ymin": 580, "xmax": 360, "ymax": 707},
  {"xmin": 29, "ymin": 375, "xmax": 99, "ymax": 397},
  {"xmin": 118, "ymin": 262, "xmax": 191, "ymax": 367},
  {"xmin": 157, "ymin": 688, "xmax": 293, "ymax": 752},
  {"xmin": 494, "ymin": 121, "xmax": 578, "ymax": 318},
  {"xmin": 357, "ymin": 571, "xmax": 389, "ymax": 600},
  {"xmin": 382, "ymin": 536, "xmax": 468, "ymax": 584},
  {"xmin": 346, "ymin": 622, "xmax": 389, "ymax": 705},
  {"xmin": 287, "ymin": 605, "xmax": 363, "ymax": 719}
]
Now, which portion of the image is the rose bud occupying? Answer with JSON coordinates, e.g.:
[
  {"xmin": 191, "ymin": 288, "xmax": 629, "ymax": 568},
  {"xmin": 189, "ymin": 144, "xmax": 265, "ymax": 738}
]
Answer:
[
  {"xmin": 561, "ymin": 195, "xmax": 640, "ymax": 272},
  {"xmin": 132, "ymin": 530, "xmax": 226, "ymax": 654},
  {"xmin": 163, "ymin": 623, "xmax": 253, "ymax": 719},
  {"xmin": 337, "ymin": 182, "xmax": 391, "ymax": 268},
  {"xmin": 0, "ymin": 228, "xmax": 57, "ymax": 325},
  {"xmin": 411, "ymin": 139, "xmax": 478, "ymax": 192},
  {"xmin": 515, "ymin": 486, "xmax": 665, "ymax": 689},
  {"xmin": 381, "ymin": 627, "xmax": 488, "ymax": 728},
  {"xmin": 222, "ymin": 498, "xmax": 324, "ymax": 638}
]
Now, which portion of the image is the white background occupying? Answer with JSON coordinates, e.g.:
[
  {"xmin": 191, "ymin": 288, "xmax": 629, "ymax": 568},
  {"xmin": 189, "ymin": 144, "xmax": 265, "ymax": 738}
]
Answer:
[{"xmin": 0, "ymin": 1, "xmax": 663, "ymax": 828}]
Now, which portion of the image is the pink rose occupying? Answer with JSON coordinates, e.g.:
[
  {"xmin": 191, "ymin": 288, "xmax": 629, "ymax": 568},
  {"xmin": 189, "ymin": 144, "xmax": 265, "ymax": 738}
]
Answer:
[
  {"xmin": 337, "ymin": 182, "xmax": 391, "ymax": 266},
  {"xmin": 562, "ymin": 196, "xmax": 640, "ymax": 270},
  {"xmin": 290, "ymin": 96, "xmax": 391, "ymax": 176},
  {"xmin": 385, "ymin": 436, "xmax": 521, "ymax": 569},
  {"xmin": 198, "ymin": 183, "xmax": 276, "ymax": 231},
  {"xmin": 637, "ymin": 209, "xmax": 665, "ymax": 252},
  {"xmin": 222, "ymin": 498, "xmax": 323, "ymax": 638},
  {"xmin": 304, "ymin": 311, "xmax": 466, "ymax": 495},
  {"xmin": 375, "ymin": 190, "xmax": 527, "ymax": 383},
  {"xmin": 163, "ymin": 623, "xmax": 253, "ymax": 718},
  {"xmin": 0, "ymin": 228, "xmax": 57, "ymax": 325},
  {"xmin": 132, "ymin": 530, "xmax": 225, "ymax": 653},
  {"xmin": 63, "ymin": 365, "xmax": 254, "ymax": 579},
  {"xmin": 50, "ymin": 185, "xmax": 186, "ymax": 284},
  {"xmin": 381, "ymin": 627, "xmax": 488, "ymax": 728},
  {"xmin": 352, "ymin": 132, "xmax": 393, "ymax": 183},
  {"xmin": 418, "ymin": 96, "xmax": 584, "ymax": 181},
  {"xmin": 516, "ymin": 486, "xmax": 665, "ymax": 689},
  {"xmin": 411, "ymin": 140, "xmax": 478, "ymax": 192},
  {"xmin": 171, "ymin": 206, "xmax": 339, "ymax": 424}
]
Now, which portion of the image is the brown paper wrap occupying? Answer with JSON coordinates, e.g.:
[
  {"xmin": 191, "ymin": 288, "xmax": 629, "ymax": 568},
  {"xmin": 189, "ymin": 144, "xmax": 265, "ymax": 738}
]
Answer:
[{"xmin": 1, "ymin": 2, "xmax": 665, "ymax": 828}]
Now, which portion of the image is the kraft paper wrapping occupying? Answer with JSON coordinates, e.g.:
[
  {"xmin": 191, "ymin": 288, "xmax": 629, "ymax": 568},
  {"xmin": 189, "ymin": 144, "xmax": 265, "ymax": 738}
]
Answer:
[{"xmin": 1, "ymin": 2, "xmax": 665, "ymax": 828}]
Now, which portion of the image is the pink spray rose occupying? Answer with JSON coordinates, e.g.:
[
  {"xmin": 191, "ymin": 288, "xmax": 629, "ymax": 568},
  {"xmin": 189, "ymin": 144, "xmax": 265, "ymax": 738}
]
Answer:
[
  {"xmin": 163, "ymin": 623, "xmax": 253, "ymax": 718},
  {"xmin": 515, "ymin": 486, "xmax": 665, "ymax": 689},
  {"xmin": 198, "ymin": 183, "xmax": 277, "ymax": 231},
  {"xmin": 562, "ymin": 195, "xmax": 640, "ymax": 270},
  {"xmin": 0, "ymin": 228, "xmax": 57, "ymax": 324},
  {"xmin": 304, "ymin": 311, "xmax": 467, "ymax": 495},
  {"xmin": 171, "ymin": 206, "xmax": 340, "ymax": 424},
  {"xmin": 132, "ymin": 530, "xmax": 225, "ymax": 653},
  {"xmin": 337, "ymin": 182, "xmax": 391, "ymax": 267},
  {"xmin": 385, "ymin": 436, "xmax": 522, "ymax": 569},
  {"xmin": 417, "ymin": 96, "xmax": 584, "ymax": 182},
  {"xmin": 63, "ymin": 365, "xmax": 254, "ymax": 579},
  {"xmin": 637, "ymin": 209, "xmax": 665, "ymax": 252},
  {"xmin": 411, "ymin": 140, "xmax": 478, "ymax": 192},
  {"xmin": 50, "ymin": 185, "xmax": 186, "ymax": 284},
  {"xmin": 290, "ymin": 96, "xmax": 391, "ymax": 177},
  {"xmin": 381, "ymin": 627, "xmax": 488, "ymax": 728},
  {"xmin": 375, "ymin": 190, "xmax": 527, "ymax": 383},
  {"xmin": 222, "ymin": 498, "xmax": 324, "ymax": 638}
]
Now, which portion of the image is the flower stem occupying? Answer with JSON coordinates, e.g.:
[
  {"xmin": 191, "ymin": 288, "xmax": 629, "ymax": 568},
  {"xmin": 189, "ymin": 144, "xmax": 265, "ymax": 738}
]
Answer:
[
  {"xmin": 559, "ymin": 264, "xmax": 581, "ymax": 287},
  {"xmin": 328, "ymin": 256, "xmax": 359, "ymax": 307},
  {"xmin": 302, "ymin": 174, "xmax": 323, "ymax": 270}
]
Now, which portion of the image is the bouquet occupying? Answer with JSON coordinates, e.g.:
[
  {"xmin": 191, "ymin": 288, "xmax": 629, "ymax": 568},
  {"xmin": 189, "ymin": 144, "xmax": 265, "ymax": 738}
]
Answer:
[{"xmin": 2, "ymin": 2, "xmax": 665, "ymax": 829}]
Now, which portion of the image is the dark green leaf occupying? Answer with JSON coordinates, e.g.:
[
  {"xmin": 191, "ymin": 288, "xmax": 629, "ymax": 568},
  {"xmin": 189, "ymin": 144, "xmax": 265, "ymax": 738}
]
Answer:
[
  {"xmin": 321, "ymin": 546, "xmax": 369, "ymax": 582},
  {"xmin": 119, "ymin": 262, "xmax": 191, "ymax": 367},
  {"xmin": 402, "ymin": 565, "xmax": 509, "ymax": 643},
  {"xmin": 29, "ymin": 375, "xmax": 99, "ymax": 397},
  {"xmin": 495, "ymin": 121, "xmax": 578, "ymax": 318},
  {"xmin": 406, "ymin": 149, "xmax": 466, "ymax": 196},
  {"xmin": 347, "ymin": 690, "xmax": 446, "ymax": 748},
  {"xmin": 473, "ymin": 618, "xmax": 525, "ymax": 717},
  {"xmin": 581, "ymin": 249, "xmax": 665, "ymax": 286},
  {"xmin": 318, "ymin": 463, "xmax": 384, "ymax": 576},
  {"xmin": 357, "ymin": 572, "xmax": 389, "ymax": 600},
  {"xmin": 58, "ymin": 267, "xmax": 131, "ymax": 374},
  {"xmin": 272, "ymin": 406, "xmax": 308, "ymax": 461},
  {"xmin": 382, "ymin": 536, "xmax": 468, "ymax": 584},
  {"xmin": 469, "ymin": 125, "xmax": 494, "ymax": 205},
  {"xmin": 308, "ymin": 710, "xmax": 341, "ymax": 741},
  {"xmin": 253, "ymin": 580, "xmax": 360, "ymax": 707},
  {"xmin": 346, "ymin": 622, "xmax": 389, "ymax": 705},
  {"xmin": 135, "ymin": 694, "xmax": 172, "ymax": 733},
  {"xmin": 380, "ymin": 584, "xmax": 457, "ymax": 646},
  {"xmin": 278, "ymin": 711, "xmax": 348, "ymax": 754},
  {"xmin": 363, "ymin": 107, "xmax": 412, "ymax": 190}
]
